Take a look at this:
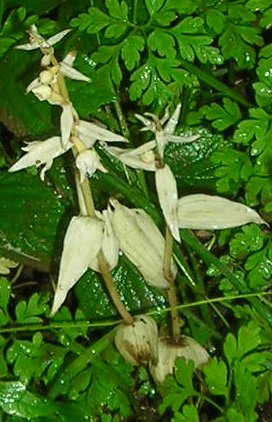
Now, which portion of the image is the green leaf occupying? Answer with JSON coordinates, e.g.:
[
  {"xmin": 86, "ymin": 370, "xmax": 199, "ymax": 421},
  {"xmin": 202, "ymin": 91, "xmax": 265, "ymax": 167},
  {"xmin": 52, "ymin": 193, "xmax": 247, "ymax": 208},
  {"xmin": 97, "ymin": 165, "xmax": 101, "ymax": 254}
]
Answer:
[
  {"xmin": 173, "ymin": 405, "xmax": 199, "ymax": 422},
  {"xmin": 0, "ymin": 171, "xmax": 65, "ymax": 271},
  {"xmin": 236, "ymin": 321, "xmax": 261, "ymax": 359},
  {"xmin": 206, "ymin": 9, "xmax": 225, "ymax": 34},
  {"xmin": 0, "ymin": 381, "xmax": 57, "ymax": 418},
  {"xmin": 71, "ymin": 7, "xmax": 113, "ymax": 33},
  {"xmin": 201, "ymin": 98, "xmax": 241, "ymax": 131},
  {"xmin": 145, "ymin": 0, "xmax": 165, "ymax": 15},
  {"xmin": 203, "ymin": 358, "xmax": 229, "ymax": 398},
  {"xmin": 229, "ymin": 225, "xmax": 264, "ymax": 260},
  {"xmin": 223, "ymin": 332, "xmax": 237, "ymax": 366},
  {"xmin": 76, "ymin": 256, "xmax": 166, "ymax": 320},
  {"xmin": 0, "ymin": 278, "xmax": 11, "ymax": 316},
  {"xmin": 106, "ymin": 0, "xmax": 128, "ymax": 20},
  {"xmin": 15, "ymin": 292, "xmax": 49, "ymax": 324},
  {"xmin": 121, "ymin": 34, "xmax": 145, "ymax": 71},
  {"xmin": 105, "ymin": 22, "xmax": 128, "ymax": 38},
  {"xmin": 148, "ymin": 29, "xmax": 176, "ymax": 59},
  {"xmin": 92, "ymin": 43, "xmax": 123, "ymax": 87}
]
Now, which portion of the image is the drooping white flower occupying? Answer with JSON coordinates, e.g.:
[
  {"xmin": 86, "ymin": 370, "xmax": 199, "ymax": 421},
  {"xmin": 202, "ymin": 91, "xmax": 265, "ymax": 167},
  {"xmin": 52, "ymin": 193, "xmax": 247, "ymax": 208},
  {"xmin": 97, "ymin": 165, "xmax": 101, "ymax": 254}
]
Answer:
[
  {"xmin": 8, "ymin": 136, "xmax": 72, "ymax": 180},
  {"xmin": 155, "ymin": 164, "xmax": 180, "ymax": 242},
  {"xmin": 109, "ymin": 200, "xmax": 177, "ymax": 288},
  {"xmin": 150, "ymin": 336, "xmax": 210, "ymax": 383},
  {"xmin": 135, "ymin": 104, "xmax": 199, "ymax": 158},
  {"xmin": 15, "ymin": 25, "xmax": 71, "ymax": 52},
  {"xmin": 115, "ymin": 315, "xmax": 159, "ymax": 365},
  {"xmin": 177, "ymin": 194, "xmax": 268, "ymax": 229},
  {"xmin": 51, "ymin": 216, "xmax": 104, "ymax": 315},
  {"xmin": 76, "ymin": 149, "xmax": 108, "ymax": 183},
  {"xmin": 89, "ymin": 208, "xmax": 119, "ymax": 272}
]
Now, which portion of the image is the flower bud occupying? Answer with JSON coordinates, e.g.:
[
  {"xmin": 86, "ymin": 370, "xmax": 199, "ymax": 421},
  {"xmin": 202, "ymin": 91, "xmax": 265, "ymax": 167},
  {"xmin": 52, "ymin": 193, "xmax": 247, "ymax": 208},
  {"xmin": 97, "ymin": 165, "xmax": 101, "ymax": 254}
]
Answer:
[
  {"xmin": 76, "ymin": 149, "xmax": 107, "ymax": 183},
  {"xmin": 109, "ymin": 200, "xmax": 177, "ymax": 288},
  {"xmin": 150, "ymin": 336, "xmax": 210, "ymax": 383},
  {"xmin": 115, "ymin": 315, "xmax": 158, "ymax": 365}
]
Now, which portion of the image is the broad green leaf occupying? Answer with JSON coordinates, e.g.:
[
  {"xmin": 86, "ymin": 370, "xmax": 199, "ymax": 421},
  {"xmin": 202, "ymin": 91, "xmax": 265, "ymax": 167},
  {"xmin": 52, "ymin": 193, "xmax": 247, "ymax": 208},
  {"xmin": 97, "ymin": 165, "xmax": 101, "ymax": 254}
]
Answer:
[
  {"xmin": 0, "ymin": 381, "xmax": 57, "ymax": 418},
  {"xmin": 76, "ymin": 256, "xmax": 166, "ymax": 320},
  {"xmin": 0, "ymin": 171, "xmax": 66, "ymax": 271}
]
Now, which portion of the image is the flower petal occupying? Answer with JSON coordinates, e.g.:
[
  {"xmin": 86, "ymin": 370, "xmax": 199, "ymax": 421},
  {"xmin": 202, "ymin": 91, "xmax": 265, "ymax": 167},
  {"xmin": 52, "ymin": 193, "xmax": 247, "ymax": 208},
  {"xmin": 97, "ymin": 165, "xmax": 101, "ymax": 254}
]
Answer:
[
  {"xmin": 155, "ymin": 164, "xmax": 180, "ymax": 242},
  {"xmin": 9, "ymin": 136, "xmax": 71, "ymax": 175},
  {"xmin": 61, "ymin": 104, "xmax": 74, "ymax": 147},
  {"xmin": 51, "ymin": 216, "xmax": 104, "ymax": 315},
  {"xmin": 106, "ymin": 141, "xmax": 157, "ymax": 171},
  {"xmin": 60, "ymin": 52, "xmax": 91, "ymax": 82},
  {"xmin": 76, "ymin": 149, "xmax": 107, "ymax": 183},
  {"xmin": 177, "ymin": 194, "xmax": 268, "ymax": 229},
  {"xmin": 46, "ymin": 29, "xmax": 72, "ymax": 47},
  {"xmin": 76, "ymin": 120, "xmax": 128, "ymax": 146},
  {"xmin": 163, "ymin": 103, "xmax": 181, "ymax": 135},
  {"xmin": 110, "ymin": 200, "xmax": 176, "ymax": 288}
]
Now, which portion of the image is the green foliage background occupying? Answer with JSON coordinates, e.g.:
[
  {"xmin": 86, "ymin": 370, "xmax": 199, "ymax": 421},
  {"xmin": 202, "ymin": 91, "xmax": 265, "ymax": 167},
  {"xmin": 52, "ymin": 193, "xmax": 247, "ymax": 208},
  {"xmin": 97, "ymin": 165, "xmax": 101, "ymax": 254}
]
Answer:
[{"xmin": 0, "ymin": 0, "xmax": 272, "ymax": 420}]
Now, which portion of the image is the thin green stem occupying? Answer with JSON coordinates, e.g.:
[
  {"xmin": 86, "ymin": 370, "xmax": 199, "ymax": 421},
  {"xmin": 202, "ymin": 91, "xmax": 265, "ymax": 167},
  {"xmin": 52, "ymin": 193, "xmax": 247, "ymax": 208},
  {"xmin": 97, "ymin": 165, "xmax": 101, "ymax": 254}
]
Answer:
[
  {"xmin": 114, "ymin": 100, "xmax": 130, "ymax": 139},
  {"xmin": 133, "ymin": 0, "xmax": 138, "ymax": 24}
]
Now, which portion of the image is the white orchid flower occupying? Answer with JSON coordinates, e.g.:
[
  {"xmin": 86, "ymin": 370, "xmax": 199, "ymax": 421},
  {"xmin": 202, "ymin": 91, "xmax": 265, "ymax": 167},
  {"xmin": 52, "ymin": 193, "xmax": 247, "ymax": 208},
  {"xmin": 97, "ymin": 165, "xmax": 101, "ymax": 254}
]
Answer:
[
  {"xmin": 109, "ymin": 200, "xmax": 177, "ymax": 288},
  {"xmin": 75, "ymin": 120, "xmax": 128, "ymax": 148},
  {"xmin": 177, "ymin": 194, "xmax": 268, "ymax": 229},
  {"xmin": 155, "ymin": 164, "xmax": 180, "ymax": 242},
  {"xmin": 51, "ymin": 216, "xmax": 104, "ymax": 315},
  {"xmin": 15, "ymin": 24, "xmax": 71, "ymax": 52},
  {"xmin": 9, "ymin": 136, "xmax": 72, "ymax": 181},
  {"xmin": 60, "ymin": 51, "xmax": 91, "ymax": 82},
  {"xmin": 150, "ymin": 335, "xmax": 210, "ymax": 383},
  {"xmin": 105, "ymin": 141, "xmax": 157, "ymax": 171},
  {"xmin": 115, "ymin": 315, "xmax": 159, "ymax": 365},
  {"xmin": 76, "ymin": 148, "xmax": 108, "ymax": 183},
  {"xmin": 135, "ymin": 104, "xmax": 199, "ymax": 158}
]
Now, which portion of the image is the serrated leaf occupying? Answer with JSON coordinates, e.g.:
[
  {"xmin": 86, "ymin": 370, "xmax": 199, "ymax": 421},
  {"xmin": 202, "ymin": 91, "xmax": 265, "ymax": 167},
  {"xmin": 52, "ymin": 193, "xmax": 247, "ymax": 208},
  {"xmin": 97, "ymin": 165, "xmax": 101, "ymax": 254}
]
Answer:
[
  {"xmin": 203, "ymin": 358, "xmax": 229, "ymax": 398},
  {"xmin": 106, "ymin": 0, "xmax": 128, "ymax": 20},
  {"xmin": 236, "ymin": 321, "xmax": 261, "ymax": 359},
  {"xmin": 230, "ymin": 225, "xmax": 264, "ymax": 260},
  {"xmin": 92, "ymin": 43, "xmax": 123, "ymax": 86},
  {"xmin": 148, "ymin": 29, "xmax": 176, "ymax": 59},
  {"xmin": 206, "ymin": 9, "xmax": 225, "ymax": 34},
  {"xmin": 71, "ymin": 7, "xmax": 113, "ymax": 33},
  {"xmin": 121, "ymin": 34, "xmax": 145, "ymax": 71},
  {"xmin": 145, "ymin": 0, "xmax": 164, "ymax": 15},
  {"xmin": 173, "ymin": 405, "xmax": 199, "ymax": 422},
  {"xmin": 202, "ymin": 98, "xmax": 241, "ymax": 130},
  {"xmin": 15, "ymin": 293, "xmax": 49, "ymax": 324}
]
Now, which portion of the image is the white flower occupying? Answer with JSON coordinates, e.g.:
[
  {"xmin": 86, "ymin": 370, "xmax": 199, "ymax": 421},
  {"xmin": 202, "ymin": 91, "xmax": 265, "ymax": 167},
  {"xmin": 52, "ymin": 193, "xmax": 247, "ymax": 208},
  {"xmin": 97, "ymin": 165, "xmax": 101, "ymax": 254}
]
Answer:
[
  {"xmin": 60, "ymin": 51, "xmax": 91, "ymax": 82},
  {"xmin": 105, "ymin": 141, "xmax": 157, "ymax": 171},
  {"xmin": 51, "ymin": 216, "xmax": 104, "ymax": 315},
  {"xmin": 135, "ymin": 104, "xmax": 199, "ymax": 158},
  {"xmin": 109, "ymin": 200, "xmax": 177, "ymax": 288},
  {"xmin": 115, "ymin": 315, "xmax": 158, "ymax": 365},
  {"xmin": 76, "ymin": 149, "xmax": 108, "ymax": 182},
  {"xmin": 75, "ymin": 120, "xmax": 128, "ymax": 148},
  {"xmin": 155, "ymin": 164, "xmax": 180, "ymax": 242},
  {"xmin": 89, "ymin": 208, "xmax": 119, "ymax": 272},
  {"xmin": 177, "ymin": 194, "xmax": 268, "ymax": 229},
  {"xmin": 150, "ymin": 335, "xmax": 210, "ymax": 383},
  {"xmin": 8, "ymin": 136, "xmax": 72, "ymax": 180},
  {"xmin": 15, "ymin": 25, "xmax": 71, "ymax": 52}
]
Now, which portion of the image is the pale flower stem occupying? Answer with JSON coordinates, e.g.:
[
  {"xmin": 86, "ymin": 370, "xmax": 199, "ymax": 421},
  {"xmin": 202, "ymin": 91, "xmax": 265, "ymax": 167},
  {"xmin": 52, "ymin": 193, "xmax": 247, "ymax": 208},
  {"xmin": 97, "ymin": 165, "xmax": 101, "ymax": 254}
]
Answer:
[
  {"xmin": 98, "ymin": 251, "xmax": 134, "ymax": 325},
  {"xmin": 163, "ymin": 225, "xmax": 180, "ymax": 343}
]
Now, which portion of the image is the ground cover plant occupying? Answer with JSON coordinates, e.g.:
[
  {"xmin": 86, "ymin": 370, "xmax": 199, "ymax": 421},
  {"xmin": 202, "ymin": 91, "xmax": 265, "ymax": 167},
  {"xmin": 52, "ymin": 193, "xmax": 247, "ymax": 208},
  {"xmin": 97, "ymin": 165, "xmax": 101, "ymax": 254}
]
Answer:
[{"xmin": 0, "ymin": 0, "xmax": 272, "ymax": 420}]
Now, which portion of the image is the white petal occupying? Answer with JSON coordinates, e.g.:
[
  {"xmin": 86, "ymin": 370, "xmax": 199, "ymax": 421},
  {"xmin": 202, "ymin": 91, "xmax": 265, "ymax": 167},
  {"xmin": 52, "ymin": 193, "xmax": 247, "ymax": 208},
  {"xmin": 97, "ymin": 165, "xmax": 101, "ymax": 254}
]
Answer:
[
  {"xmin": 9, "ymin": 136, "xmax": 71, "ymax": 174},
  {"xmin": 51, "ymin": 216, "xmax": 104, "ymax": 315},
  {"xmin": 135, "ymin": 113, "xmax": 155, "ymax": 132},
  {"xmin": 155, "ymin": 165, "xmax": 180, "ymax": 242},
  {"xmin": 110, "ymin": 200, "xmax": 176, "ymax": 288},
  {"xmin": 26, "ymin": 77, "xmax": 41, "ymax": 93},
  {"xmin": 46, "ymin": 29, "xmax": 72, "ymax": 47},
  {"xmin": 106, "ymin": 141, "xmax": 157, "ymax": 171},
  {"xmin": 32, "ymin": 85, "xmax": 52, "ymax": 101},
  {"xmin": 167, "ymin": 134, "xmax": 200, "ymax": 144},
  {"xmin": 77, "ymin": 120, "xmax": 128, "ymax": 145},
  {"xmin": 163, "ymin": 104, "xmax": 181, "ymax": 135},
  {"xmin": 76, "ymin": 149, "xmax": 107, "ymax": 182},
  {"xmin": 177, "ymin": 194, "xmax": 268, "ymax": 229},
  {"xmin": 61, "ymin": 104, "xmax": 74, "ymax": 147},
  {"xmin": 60, "ymin": 61, "xmax": 91, "ymax": 82},
  {"xmin": 15, "ymin": 42, "xmax": 40, "ymax": 51},
  {"xmin": 89, "ymin": 208, "xmax": 119, "ymax": 271}
]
